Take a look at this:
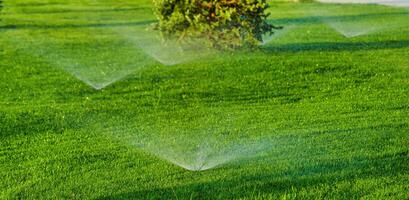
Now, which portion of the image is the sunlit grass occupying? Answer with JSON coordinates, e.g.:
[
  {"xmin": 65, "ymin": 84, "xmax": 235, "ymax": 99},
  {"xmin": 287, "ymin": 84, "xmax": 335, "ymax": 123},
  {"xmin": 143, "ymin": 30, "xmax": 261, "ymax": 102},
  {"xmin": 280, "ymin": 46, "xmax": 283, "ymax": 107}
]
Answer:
[{"xmin": 0, "ymin": 0, "xmax": 408, "ymax": 199}]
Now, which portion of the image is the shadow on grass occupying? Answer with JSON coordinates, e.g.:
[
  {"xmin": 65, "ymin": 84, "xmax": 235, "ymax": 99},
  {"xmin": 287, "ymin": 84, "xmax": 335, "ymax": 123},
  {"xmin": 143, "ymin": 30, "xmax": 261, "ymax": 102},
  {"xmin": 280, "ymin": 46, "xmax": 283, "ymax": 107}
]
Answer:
[
  {"xmin": 13, "ymin": 7, "xmax": 152, "ymax": 15},
  {"xmin": 264, "ymin": 40, "xmax": 409, "ymax": 53},
  {"xmin": 0, "ymin": 20, "xmax": 156, "ymax": 30},
  {"xmin": 98, "ymin": 151, "xmax": 409, "ymax": 199}
]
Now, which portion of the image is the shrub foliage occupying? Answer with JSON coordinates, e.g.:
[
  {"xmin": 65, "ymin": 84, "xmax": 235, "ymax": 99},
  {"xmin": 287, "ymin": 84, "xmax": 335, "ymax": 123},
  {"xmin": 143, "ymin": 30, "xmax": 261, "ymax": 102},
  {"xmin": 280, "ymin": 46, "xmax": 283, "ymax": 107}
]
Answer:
[{"xmin": 153, "ymin": 0, "xmax": 281, "ymax": 49}]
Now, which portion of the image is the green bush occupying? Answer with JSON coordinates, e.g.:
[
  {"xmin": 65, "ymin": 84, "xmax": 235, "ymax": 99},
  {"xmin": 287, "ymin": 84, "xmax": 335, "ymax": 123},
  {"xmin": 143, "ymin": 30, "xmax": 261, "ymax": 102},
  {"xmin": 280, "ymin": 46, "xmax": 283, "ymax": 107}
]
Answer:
[{"xmin": 153, "ymin": 0, "xmax": 281, "ymax": 50}]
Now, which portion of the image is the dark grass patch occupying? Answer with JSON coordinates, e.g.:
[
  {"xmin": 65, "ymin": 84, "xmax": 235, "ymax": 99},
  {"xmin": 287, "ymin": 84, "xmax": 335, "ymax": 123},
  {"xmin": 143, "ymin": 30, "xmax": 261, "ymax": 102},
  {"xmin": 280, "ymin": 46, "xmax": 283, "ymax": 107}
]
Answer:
[
  {"xmin": 0, "ymin": 1, "xmax": 3, "ymax": 19},
  {"xmin": 265, "ymin": 40, "xmax": 409, "ymax": 53},
  {"xmin": 0, "ymin": 20, "xmax": 156, "ymax": 30}
]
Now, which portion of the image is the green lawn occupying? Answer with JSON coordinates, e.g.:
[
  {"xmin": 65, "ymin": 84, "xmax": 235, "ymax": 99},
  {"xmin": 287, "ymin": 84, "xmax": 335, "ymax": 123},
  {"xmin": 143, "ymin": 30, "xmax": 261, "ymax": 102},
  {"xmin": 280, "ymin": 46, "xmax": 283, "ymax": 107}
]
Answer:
[{"xmin": 1, "ymin": 0, "xmax": 409, "ymax": 199}]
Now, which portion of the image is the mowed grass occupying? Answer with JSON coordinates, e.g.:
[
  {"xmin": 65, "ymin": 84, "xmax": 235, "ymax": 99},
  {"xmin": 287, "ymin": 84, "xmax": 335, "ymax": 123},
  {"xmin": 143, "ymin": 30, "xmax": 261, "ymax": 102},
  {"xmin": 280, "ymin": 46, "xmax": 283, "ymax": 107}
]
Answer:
[{"xmin": 1, "ymin": 0, "xmax": 409, "ymax": 199}]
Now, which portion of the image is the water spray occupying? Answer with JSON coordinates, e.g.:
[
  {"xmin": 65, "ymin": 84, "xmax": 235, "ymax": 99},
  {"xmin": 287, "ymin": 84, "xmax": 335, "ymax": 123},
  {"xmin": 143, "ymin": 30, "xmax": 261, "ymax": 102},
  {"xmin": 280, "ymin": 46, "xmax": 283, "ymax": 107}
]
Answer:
[
  {"xmin": 6, "ymin": 0, "xmax": 409, "ymax": 173},
  {"xmin": 317, "ymin": 0, "xmax": 409, "ymax": 8},
  {"xmin": 316, "ymin": 0, "xmax": 409, "ymax": 37}
]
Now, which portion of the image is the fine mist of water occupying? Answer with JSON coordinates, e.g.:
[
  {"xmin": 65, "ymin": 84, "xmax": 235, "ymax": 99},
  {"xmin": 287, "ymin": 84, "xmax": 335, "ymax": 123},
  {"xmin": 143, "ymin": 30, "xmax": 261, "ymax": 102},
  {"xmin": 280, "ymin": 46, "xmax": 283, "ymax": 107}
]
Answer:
[
  {"xmin": 316, "ymin": 0, "xmax": 409, "ymax": 38},
  {"xmin": 318, "ymin": 0, "xmax": 409, "ymax": 8},
  {"xmin": 113, "ymin": 130, "xmax": 276, "ymax": 171},
  {"xmin": 262, "ymin": 25, "xmax": 295, "ymax": 45},
  {"xmin": 10, "ymin": 24, "xmax": 218, "ymax": 90},
  {"xmin": 324, "ymin": 21, "xmax": 382, "ymax": 38},
  {"xmin": 115, "ymin": 26, "xmax": 217, "ymax": 66},
  {"xmin": 5, "ymin": 26, "xmax": 159, "ymax": 90},
  {"xmin": 5, "ymin": 0, "xmax": 294, "ymax": 90},
  {"xmin": 101, "ymin": 104, "xmax": 280, "ymax": 171},
  {"xmin": 138, "ymin": 135, "xmax": 274, "ymax": 171}
]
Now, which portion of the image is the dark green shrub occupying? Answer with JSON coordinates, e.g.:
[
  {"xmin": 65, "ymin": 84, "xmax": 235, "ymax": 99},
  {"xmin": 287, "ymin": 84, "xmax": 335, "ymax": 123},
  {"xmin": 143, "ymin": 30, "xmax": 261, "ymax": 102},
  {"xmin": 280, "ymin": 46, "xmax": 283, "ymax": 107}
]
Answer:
[{"xmin": 153, "ymin": 0, "xmax": 281, "ymax": 50}]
